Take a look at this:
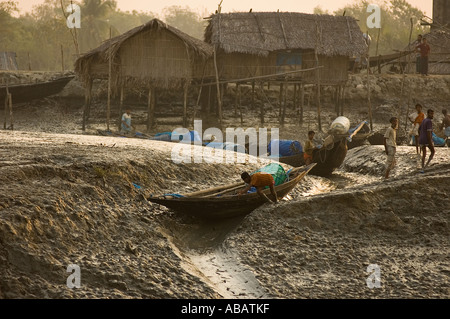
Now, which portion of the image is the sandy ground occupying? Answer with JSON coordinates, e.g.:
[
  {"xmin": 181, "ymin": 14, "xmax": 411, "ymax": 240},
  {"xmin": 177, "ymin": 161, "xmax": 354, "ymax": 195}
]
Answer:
[{"xmin": 0, "ymin": 74, "xmax": 449, "ymax": 299}]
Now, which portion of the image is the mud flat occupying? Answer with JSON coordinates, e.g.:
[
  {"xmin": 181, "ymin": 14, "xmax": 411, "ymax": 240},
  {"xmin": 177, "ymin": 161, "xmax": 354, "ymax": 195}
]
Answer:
[{"xmin": 0, "ymin": 129, "xmax": 448, "ymax": 299}]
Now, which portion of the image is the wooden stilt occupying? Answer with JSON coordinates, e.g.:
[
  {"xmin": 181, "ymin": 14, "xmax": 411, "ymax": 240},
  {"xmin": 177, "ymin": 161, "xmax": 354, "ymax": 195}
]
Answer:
[
  {"xmin": 207, "ymin": 85, "xmax": 211, "ymax": 115},
  {"xmin": 293, "ymin": 83, "xmax": 297, "ymax": 112},
  {"xmin": 300, "ymin": 84, "xmax": 304, "ymax": 124},
  {"xmin": 4, "ymin": 81, "xmax": 9, "ymax": 129},
  {"xmin": 8, "ymin": 93, "xmax": 12, "ymax": 130},
  {"xmin": 82, "ymin": 79, "xmax": 92, "ymax": 131},
  {"xmin": 234, "ymin": 82, "xmax": 239, "ymax": 116},
  {"xmin": 251, "ymin": 81, "xmax": 255, "ymax": 110},
  {"xmin": 183, "ymin": 84, "xmax": 188, "ymax": 128},
  {"xmin": 315, "ymin": 21, "xmax": 322, "ymax": 132},
  {"xmin": 118, "ymin": 84, "xmax": 124, "ymax": 130},
  {"xmin": 259, "ymin": 83, "xmax": 264, "ymax": 125},
  {"xmin": 146, "ymin": 86, "xmax": 154, "ymax": 132},
  {"xmin": 213, "ymin": 47, "xmax": 222, "ymax": 125},
  {"xmin": 61, "ymin": 44, "xmax": 64, "ymax": 72},
  {"xmin": 278, "ymin": 82, "xmax": 283, "ymax": 118},
  {"xmin": 281, "ymin": 81, "xmax": 287, "ymax": 125},
  {"xmin": 238, "ymin": 84, "xmax": 243, "ymax": 125}
]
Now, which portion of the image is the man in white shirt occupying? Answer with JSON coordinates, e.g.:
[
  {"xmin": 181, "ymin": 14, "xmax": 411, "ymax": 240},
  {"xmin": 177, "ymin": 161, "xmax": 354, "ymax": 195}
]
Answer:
[
  {"xmin": 121, "ymin": 109, "xmax": 133, "ymax": 134},
  {"xmin": 384, "ymin": 117, "xmax": 398, "ymax": 179}
]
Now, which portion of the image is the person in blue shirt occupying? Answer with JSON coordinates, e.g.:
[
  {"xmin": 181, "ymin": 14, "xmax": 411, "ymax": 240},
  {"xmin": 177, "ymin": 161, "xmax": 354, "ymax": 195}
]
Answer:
[
  {"xmin": 418, "ymin": 109, "xmax": 435, "ymax": 171},
  {"xmin": 121, "ymin": 109, "xmax": 133, "ymax": 134}
]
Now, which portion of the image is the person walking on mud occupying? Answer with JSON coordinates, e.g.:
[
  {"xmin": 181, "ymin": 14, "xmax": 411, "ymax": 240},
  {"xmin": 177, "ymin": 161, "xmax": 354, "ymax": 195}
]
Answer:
[
  {"xmin": 409, "ymin": 103, "xmax": 425, "ymax": 154},
  {"xmin": 384, "ymin": 117, "xmax": 398, "ymax": 179},
  {"xmin": 418, "ymin": 109, "xmax": 435, "ymax": 172},
  {"xmin": 238, "ymin": 172, "xmax": 278, "ymax": 203}
]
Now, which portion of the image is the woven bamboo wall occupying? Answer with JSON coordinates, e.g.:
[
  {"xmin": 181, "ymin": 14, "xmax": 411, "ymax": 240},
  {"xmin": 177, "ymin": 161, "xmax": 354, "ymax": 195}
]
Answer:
[{"xmin": 118, "ymin": 29, "xmax": 191, "ymax": 89}]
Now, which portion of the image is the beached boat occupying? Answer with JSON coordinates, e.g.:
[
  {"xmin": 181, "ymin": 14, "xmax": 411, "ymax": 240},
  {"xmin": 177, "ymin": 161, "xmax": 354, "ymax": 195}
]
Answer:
[
  {"xmin": 276, "ymin": 121, "xmax": 368, "ymax": 176},
  {"xmin": 0, "ymin": 75, "xmax": 75, "ymax": 103},
  {"xmin": 147, "ymin": 163, "xmax": 316, "ymax": 219},
  {"xmin": 276, "ymin": 136, "xmax": 347, "ymax": 177}
]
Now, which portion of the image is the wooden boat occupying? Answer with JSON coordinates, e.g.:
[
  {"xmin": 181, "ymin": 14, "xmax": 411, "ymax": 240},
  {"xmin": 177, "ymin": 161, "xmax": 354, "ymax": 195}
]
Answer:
[
  {"xmin": 0, "ymin": 75, "xmax": 74, "ymax": 103},
  {"xmin": 277, "ymin": 121, "xmax": 368, "ymax": 176},
  {"xmin": 275, "ymin": 136, "xmax": 347, "ymax": 177},
  {"xmin": 147, "ymin": 163, "xmax": 316, "ymax": 219}
]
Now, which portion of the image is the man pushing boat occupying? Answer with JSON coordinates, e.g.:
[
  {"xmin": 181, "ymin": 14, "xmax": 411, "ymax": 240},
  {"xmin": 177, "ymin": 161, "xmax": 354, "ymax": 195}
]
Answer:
[{"xmin": 238, "ymin": 172, "xmax": 278, "ymax": 203}]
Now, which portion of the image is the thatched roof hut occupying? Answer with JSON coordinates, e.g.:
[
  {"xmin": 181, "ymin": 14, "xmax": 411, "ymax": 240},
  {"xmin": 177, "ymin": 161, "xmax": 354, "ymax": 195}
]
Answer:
[
  {"xmin": 75, "ymin": 18, "xmax": 213, "ymax": 91},
  {"xmin": 204, "ymin": 12, "xmax": 367, "ymax": 85},
  {"xmin": 422, "ymin": 30, "xmax": 450, "ymax": 74}
]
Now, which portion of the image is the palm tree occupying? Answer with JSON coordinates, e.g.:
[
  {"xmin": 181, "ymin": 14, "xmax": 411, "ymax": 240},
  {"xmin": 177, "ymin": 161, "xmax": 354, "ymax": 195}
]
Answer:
[{"xmin": 79, "ymin": 0, "xmax": 118, "ymax": 52}]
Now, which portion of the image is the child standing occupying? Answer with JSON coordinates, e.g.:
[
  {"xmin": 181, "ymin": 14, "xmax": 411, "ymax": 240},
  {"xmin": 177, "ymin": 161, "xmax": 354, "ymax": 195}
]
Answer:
[{"xmin": 384, "ymin": 117, "xmax": 398, "ymax": 179}]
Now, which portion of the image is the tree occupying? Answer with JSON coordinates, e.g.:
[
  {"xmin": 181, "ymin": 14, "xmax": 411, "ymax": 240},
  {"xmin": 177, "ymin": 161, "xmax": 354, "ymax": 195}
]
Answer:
[
  {"xmin": 333, "ymin": 0, "xmax": 427, "ymax": 55},
  {"xmin": 162, "ymin": 6, "xmax": 206, "ymax": 40},
  {"xmin": 313, "ymin": 5, "xmax": 330, "ymax": 15},
  {"xmin": 78, "ymin": 0, "xmax": 118, "ymax": 52}
]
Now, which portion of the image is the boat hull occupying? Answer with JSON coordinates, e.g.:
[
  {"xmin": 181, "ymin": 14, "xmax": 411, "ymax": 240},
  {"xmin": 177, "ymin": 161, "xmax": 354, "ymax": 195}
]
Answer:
[
  {"xmin": 0, "ymin": 75, "xmax": 74, "ymax": 103},
  {"xmin": 148, "ymin": 164, "xmax": 316, "ymax": 219}
]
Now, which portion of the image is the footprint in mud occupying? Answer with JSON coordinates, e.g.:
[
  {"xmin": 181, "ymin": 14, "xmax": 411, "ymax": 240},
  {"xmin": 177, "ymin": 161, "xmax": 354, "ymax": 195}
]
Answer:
[
  {"xmin": 188, "ymin": 246, "xmax": 269, "ymax": 299},
  {"xmin": 159, "ymin": 215, "xmax": 269, "ymax": 299}
]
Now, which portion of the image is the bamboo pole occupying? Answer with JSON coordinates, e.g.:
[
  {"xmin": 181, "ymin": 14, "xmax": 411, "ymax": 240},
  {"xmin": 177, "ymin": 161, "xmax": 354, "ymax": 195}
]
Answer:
[
  {"xmin": 375, "ymin": 28, "xmax": 381, "ymax": 74},
  {"xmin": 213, "ymin": 47, "xmax": 222, "ymax": 125},
  {"xmin": 61, "ymin": 44, "xmax": 64, "ymax": 72},
  {"xmin": 239, "ymin": 84, "xmax": 243, "ymax": 125},
  {"xmin": 299, "ymin": 84, "xmax": 304, "ymax": 124},
  {"xmin": 234, "ymin": 82, "xmax": 238, "ymax": 116},
  {"xmin": 278, "ymin": 82, "xmax": 283, "ymax": 119},
  {"xmin": 251, "ymin": 81, "xmax": 255, "ymax": 109},
  {"xmin": 118, "ymin": 84, "xmax": 124, "ymax": 130},
  {"xmin": 107, "ymin": 26, "xmax": 112, "ymax": 131},
  {"xmin": 27, "ymin": 52, "xmax": 31, "ymax": 71},
  {"xmin": 315, "ymin": 21, "xmax": 322, "ymax": 132},
  {"xmin": 293, "ymin": 83, "xmax": 297, "ymax": 112},
  {"xmin": 8, "ymin": 93, "xmax": 12, "ymax": 130},
  {"xmin": 281, "ymin": 80, "xmax": 287, "ymax": 125},
  {"xmin": 4, "ymin": 80, "xmax": 8, "ymax": 129},
  {"xmin": 366, "ymin": 30, "xmax": 373, "ymax": 131},
  {"xmin": 147, "ymin": 86, "xmax": 154, "ymax": 131},
  {"xmin": 194, "ymin": 66, "xmax": 323, "ymax": 87},
  {"xmin": 404, "ymin": 18, "xmax": 414, "ymax": 132},
  {"xmin": 183, "ymin": 84, "xmax": 188, "ymax": 128},
  {"xmin": 259, "ymin": 82, "xmax": 265, "ymax": 125}
]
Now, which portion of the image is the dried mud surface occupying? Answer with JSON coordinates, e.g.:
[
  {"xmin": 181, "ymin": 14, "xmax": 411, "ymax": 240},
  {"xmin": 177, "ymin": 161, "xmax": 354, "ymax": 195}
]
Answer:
[{"xmin": 0, "ymin": 74, "xmax": 449, "ymax": 299}]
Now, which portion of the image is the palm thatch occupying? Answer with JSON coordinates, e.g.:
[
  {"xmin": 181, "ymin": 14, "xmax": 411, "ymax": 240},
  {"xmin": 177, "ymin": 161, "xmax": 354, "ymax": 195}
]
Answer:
[
  {"xmin": 74, "ymin": 18, "xmax": 213, "ymax": 90},
  {"xmin": 205, "ymin": 12, "xmax": 367, "ymax": 57}
]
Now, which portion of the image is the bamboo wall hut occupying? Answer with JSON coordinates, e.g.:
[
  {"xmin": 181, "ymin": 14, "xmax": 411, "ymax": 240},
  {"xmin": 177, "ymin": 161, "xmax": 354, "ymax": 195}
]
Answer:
[
  {"xmin": 74, "ymin": 18, "xmax": 214, "ymax": 130},
  {"xmin": 204, "ymin": 12, "xmax": 368, "ymax": 85},
  {"xmin": 418, "ymin": 30, "xmax": 450, "ymax": 74}
]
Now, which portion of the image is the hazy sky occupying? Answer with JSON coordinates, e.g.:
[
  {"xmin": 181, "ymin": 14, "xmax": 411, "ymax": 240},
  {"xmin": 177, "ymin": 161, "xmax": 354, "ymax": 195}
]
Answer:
[{"xmin": 17, "ymin": 0, "xmax": 433, "ymax": 17}]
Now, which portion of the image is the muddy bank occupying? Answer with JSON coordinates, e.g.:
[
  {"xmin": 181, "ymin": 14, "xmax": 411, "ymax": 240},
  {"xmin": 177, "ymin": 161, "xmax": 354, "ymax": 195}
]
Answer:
[
  {"xmin": 0, "ymin": 131, "xmax": 271, "ymax": 298},
  {"xmin": 0, "ymin": 130, "xmax": 449, "ymax": 299}
]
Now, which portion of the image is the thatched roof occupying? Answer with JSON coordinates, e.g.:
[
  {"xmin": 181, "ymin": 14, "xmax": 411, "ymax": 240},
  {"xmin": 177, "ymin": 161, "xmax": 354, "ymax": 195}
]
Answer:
[
  {"xmin": 205, "ymin": 12, "xmax": 367, "ymax": 57},
  {"xmin": 74, "ymin": 18, "xmax": 213, "ymax": 84}
]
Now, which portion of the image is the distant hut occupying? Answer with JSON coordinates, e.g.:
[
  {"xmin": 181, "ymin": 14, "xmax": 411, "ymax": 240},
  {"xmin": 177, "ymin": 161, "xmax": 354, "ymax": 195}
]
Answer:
[
  {"xmin": 419, "ymin": 30, "xmax": 450, "ymax": 74},
  {"xmin": 203, "ymin": 12, "xmax": 367, "ymax": 125},
  {"xmin": 74, "ymin": 18, "xmax": 213, "ymax": 130},
  {"xmin": 205, "ymin": 12, "xmax": 367, "ymax": 85}
]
